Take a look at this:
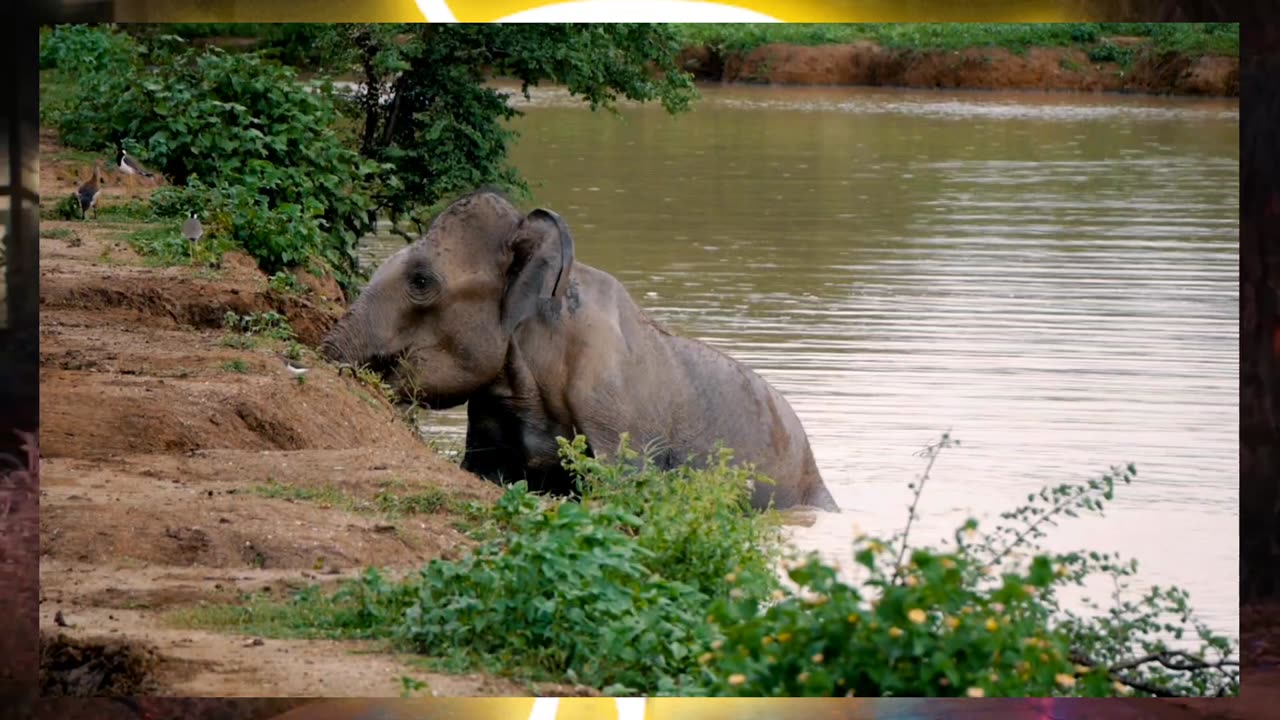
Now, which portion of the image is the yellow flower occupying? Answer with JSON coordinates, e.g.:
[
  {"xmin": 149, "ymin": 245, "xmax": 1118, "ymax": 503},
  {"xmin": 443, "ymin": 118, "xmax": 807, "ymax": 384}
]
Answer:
[
  {"xmin": 1056, "ymin": 564, "xmax": 1069, "ymax": 577},
  {"xmin": 1022, "ymin": 584, "xmax": 1037, "ymax": 596},
  {"xmin": 728, "ymin": 674, "xmax": 747, "ymax": 686},
  {"xmin": 908, "ymin": 608, "xmax": 927, "ymax": 624},
  {"xmin": 761, "ymin": 636, "xmax": 773, "ymax": 646},
  {"xmin": 989, "ymin": 672, "xmax": 999, "ymax": 683},
  {"xmin": 984, "ymin": 618, "xmax": 999, "ymax": 632},
  {"xmin": 777, "ymin": 633, "xmax": 792, "ymax": 643},
  {"xmin": 944, "ymin": 616, "xmax": 960, "ymax": 630},
  {"xmin": 811, "ymin": 653, "xmax": 825, "ymax": 664},
  {"xmin": 961, "ymin": 606, "xmax": 974, "ymax": 615},
  {"xmin": 1055, "ymin": 673, "xmax": 1076, "ymax": 688},
  {"xmin": 867, "ymin": 541, "xmax": 885, "ymax": 554},
  {"xmin": 770, "ymin": 590, "xmax": 786, "ymax": 602},
  {"xmin": 1074, "ymin": 664, "xmax": 1090, "ymax": 674},
  {"xmin": 725, "ymin": 572, "xmax": 737, "ymax": 583},
  {"xmin": 1039, "ymin": 653, "xmax": 1050, "ymax": 663},
  {"xmin": 698, "ymin": 652, "xmax": 713, "ymax": 665},
  {"xmin": 797, "ymin": 672, "xmax": 810, "ymax": 683},
  {"xmin": 966, "ymin": 687, "xmax": 985, "ymax": 698},
  {"xmin": 847, "ymin": 613, "xmax": 860, "ymax": 624},
  {"xmin": 940, "ymin": 558, "xmax": 957, "ymax": 570},
  {"xmin": 888, "ymin": 627, "xmax": 904, "ymax": 639},
  {"xmin": 904, "ymin": 575, "xmax": 920, "ymax": 587}
]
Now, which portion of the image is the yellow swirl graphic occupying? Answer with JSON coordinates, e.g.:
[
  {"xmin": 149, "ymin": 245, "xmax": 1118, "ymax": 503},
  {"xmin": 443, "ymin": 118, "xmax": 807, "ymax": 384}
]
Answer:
[{"xmin": 417, "ymin": 0, "xmax": 1070, "ymax": 23}]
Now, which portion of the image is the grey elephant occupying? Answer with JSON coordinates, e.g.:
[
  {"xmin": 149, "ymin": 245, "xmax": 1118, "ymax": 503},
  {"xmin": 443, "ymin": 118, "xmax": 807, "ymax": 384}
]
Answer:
[{"xmin": 321, "ymin": 190, "xmax": 839, "ymax": 512}]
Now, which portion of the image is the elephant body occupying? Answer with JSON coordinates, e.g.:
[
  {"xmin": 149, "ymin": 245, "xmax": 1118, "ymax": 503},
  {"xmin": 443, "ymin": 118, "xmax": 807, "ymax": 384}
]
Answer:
[{"xmin": 322, "ymin": 190, "xmax": 838, "ymax": 512}]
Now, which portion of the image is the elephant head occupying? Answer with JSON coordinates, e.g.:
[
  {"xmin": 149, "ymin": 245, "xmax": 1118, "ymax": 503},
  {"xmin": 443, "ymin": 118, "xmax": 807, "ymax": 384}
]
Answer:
[{"xmin": 321, "ymin": 190, "xmax": 576, "ymax": 409}]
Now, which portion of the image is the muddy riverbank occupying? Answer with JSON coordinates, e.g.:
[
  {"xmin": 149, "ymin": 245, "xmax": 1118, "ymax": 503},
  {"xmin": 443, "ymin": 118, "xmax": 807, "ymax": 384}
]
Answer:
[{"xmin": 676, "ymin": 39, "xmax": 1238, "ymax": 96}]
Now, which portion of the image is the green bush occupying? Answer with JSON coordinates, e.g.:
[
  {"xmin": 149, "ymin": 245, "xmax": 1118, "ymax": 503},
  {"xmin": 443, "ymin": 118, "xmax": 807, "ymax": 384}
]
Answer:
[
  {"xmin": 45, "ymin": 26, "xmax": 381, "ymax": 286},
  {"xmin": 39, "ymin": 23, "xmax": 135, "ymax": 71},
  {"xmin": 696, "ymin": 435, "xmax": 1239, "ymax": 698}
]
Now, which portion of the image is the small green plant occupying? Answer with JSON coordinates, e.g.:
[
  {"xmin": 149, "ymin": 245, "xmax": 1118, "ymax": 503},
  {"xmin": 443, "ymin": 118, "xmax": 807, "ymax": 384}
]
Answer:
[
  {"xmin": 219, "ymin": 334, "xmax": 257, "ymax": 350},
  {"xmin": 40, "ymin": 227, "xmax": 76, "ymax": 240},
  {"xmin": 269, "ymin": 271, "xmax": 308, "ymax": 295},
  {"xmin": 1060, "ymin": 57, "xmax": 1083, "ymax": 73},
  {"xmin": 223, "ymin": 310, "xmax": 296, "ymax": 341},
  {"xmin": 47, "ymin": 194, "xmax": 83, "ymax": 221},
  {"xmin": 399, "ymin": 675, "xmax": 429, "ymax": 698},
  {"xmin": 222, "ymin": 359, "xmax": 249, "ymax": 373},
  {"xmin": 352, "ymin": 365, "xmax": 399, "ymax": 405},
  {"xmin": 1087, "ymin": 41, "xmax": 1135, "ymax": 67},
  {"xmin": 284, "ymin": 341, "xmax": 306, "ymax": 361}
]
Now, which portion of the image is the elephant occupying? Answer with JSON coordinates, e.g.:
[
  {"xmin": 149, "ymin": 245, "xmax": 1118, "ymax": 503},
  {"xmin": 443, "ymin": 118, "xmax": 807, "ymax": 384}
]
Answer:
[{"xmin": 321, "ymin": 189, "xmax": 839, "ymax": 512}]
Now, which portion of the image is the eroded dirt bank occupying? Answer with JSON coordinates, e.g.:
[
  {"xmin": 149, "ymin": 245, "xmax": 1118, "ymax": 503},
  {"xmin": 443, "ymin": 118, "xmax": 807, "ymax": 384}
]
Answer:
[
  {"xmin": 677, "ymin": 39, "xmax": 1239, "ymax": 96},
  {"xmin": 35, "ymin": 134, "xmax": 547, "ymax": 697}
]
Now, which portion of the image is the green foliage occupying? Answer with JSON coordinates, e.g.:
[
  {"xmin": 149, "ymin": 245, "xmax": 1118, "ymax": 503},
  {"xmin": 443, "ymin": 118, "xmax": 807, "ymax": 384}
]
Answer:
[
  {"xmin": 397, "ymin": 482, "xmax": 713, "ymax": 693},
  {"xmin": 222, "ymin": 359, "xmax": 249, "ymax": 373},
  {"xmin": 559, "ymin": 434, "xmax": 782, "ymax": 602},
  {"xmin": 47, "ymin": 194, "xmax": 83, "ymax": 221},
  {"xmin": 45, "ymin": 26, "xmax": 380, "ymax": 286},
  {"xmin": 40, "ymin": 24, "xmax": 134, "ymax": 71},
  {"xmin": 697, "ymin": 435, "xmax": 1239, "ymax": 699},
  {"xmin": 223, "ymin": 310, "xmax": 295, "ymax": 341},
  {"xmin": 329, "ymin": 24, "xmax": 698, "ymax": 232},
  {"xmin": 1087, "ymin": 41, "xmax": 1136, "ymax": 67},
  {"xmin": 268, "ymin": 271, "xmax": 308, "ymax": 296},
  {"xmin": 673, "ymin": 23, "xmax": 1239, "ymax": 57}
]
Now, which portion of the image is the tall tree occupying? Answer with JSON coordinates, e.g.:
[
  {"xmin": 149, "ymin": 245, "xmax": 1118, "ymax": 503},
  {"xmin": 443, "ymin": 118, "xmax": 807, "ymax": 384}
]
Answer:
[{"xmin": 325, "ymin": 24, "xmax": 698, "ymax": 234}]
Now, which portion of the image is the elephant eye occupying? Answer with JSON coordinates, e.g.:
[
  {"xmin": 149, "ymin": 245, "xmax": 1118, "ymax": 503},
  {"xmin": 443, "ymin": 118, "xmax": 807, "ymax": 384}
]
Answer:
[{"xmin": 409, "ymin": 272, "xmax": 432, "ymax": 291}]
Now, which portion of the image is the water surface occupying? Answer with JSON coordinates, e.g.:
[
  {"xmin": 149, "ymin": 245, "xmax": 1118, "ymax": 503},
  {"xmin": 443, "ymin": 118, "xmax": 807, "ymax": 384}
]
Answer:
[{"xmin": 359, "ymin": 83, "xmax": 1239, "ymax": 643}]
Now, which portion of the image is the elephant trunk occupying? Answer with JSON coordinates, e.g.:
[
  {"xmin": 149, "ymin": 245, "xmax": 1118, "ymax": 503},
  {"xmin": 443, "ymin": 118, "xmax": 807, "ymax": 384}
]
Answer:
[{"xmin": 320, "ymin": 310, "xmax": 370, "ymax": 367}]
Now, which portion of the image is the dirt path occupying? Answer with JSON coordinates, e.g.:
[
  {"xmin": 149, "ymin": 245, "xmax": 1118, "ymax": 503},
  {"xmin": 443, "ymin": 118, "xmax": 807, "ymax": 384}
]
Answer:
[{"xmin": 35, "ymin": 133, "xmax": 546, "ymax": 697}]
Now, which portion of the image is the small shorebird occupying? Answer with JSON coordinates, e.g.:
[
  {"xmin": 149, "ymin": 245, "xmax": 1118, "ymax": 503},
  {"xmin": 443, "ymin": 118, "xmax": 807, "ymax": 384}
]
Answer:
[
  {"xmin": 118, "ymin": 148, "xmax": 156, "ymax": 190},
  {"xmin": 278, "ymin": 354, "xmax": 311, "ymax": 379},
  {"xmin": 75, "ymin": 160, "xmax": 103, "ymax": 220}
]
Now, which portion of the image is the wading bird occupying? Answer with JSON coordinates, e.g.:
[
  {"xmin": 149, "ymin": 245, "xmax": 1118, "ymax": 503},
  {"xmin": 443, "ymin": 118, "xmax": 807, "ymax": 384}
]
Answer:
[{"xmin": 76, "ymin": 160, "xmax": 103, "ymax": 220}]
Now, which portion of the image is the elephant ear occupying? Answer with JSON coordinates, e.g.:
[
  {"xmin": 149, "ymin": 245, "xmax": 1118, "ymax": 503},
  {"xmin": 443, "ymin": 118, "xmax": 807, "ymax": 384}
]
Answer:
[{"xmin": 501, "ymin": 208, "xmax": 576, "ymax": 334}]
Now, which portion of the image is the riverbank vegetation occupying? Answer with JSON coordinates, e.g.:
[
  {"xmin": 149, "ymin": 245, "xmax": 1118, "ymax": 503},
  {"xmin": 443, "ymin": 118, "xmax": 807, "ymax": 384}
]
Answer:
[
  {"xmin": 673, "ymin": 22, "xmax": 1239, "ymax": 58},
  {"xmin": 174, "ymin": 434, "xmax": 1238, "ymax": 698},
  {"xmin": 40, "ymin": 23, "xmax": 1238, "ymax": 699},
  {"xmin": 39, "ymin": 24, "xmax": 695, "ymax": 293}
]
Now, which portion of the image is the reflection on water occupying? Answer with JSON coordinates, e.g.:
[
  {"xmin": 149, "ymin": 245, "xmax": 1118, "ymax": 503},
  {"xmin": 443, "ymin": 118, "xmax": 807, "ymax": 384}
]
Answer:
[{"xmin": 359, "ymin": 84, "xmax": 1238, "ymax": 643}]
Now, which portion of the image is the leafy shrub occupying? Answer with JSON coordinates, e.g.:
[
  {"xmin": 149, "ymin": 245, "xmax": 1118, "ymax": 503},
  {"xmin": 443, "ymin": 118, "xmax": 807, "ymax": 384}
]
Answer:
[
  {"xmin": 46, "ymin": 26, "xmax": 381, "ymax": 285},
  {"xmin": 1087, "ymin": 41, "xmax": 1136, "ymax": 67},
  {"xmin": 697, "ymin": 435, "xmax": 1239, "ymax": 698},
  {"xmin": 39, "ymin": 24, "xmax": 135, "ymax": 72}
]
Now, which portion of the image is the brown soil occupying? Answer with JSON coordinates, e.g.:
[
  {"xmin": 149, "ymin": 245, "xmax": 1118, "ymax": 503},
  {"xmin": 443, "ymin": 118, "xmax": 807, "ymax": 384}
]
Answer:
[
  {"xmin": 35, "ymin": 131, "xmax": 557, "ymax": 697},
  {"xmin": 679, "ymin": 39, "xmax": 1239, "ymax": 96}
]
